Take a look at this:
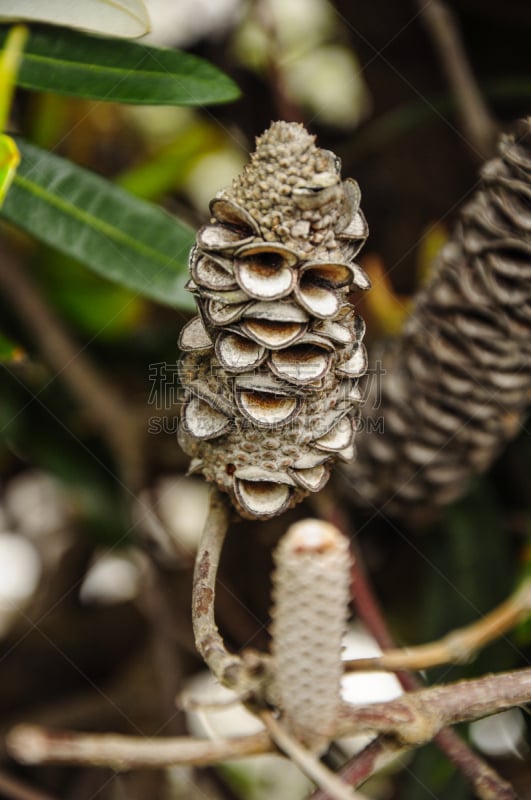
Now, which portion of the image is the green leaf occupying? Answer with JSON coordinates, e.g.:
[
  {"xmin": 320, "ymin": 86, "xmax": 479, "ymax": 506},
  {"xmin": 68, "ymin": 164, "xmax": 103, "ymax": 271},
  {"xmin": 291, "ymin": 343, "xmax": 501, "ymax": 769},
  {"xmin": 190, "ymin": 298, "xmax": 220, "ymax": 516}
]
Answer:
[
  {"xmin": 0, "ymin": 24, "xmax": 240, "ymax": 105},
  {"xmin": 0, "ymin": 133, "xmax": 19, "ymax": 204},
  {"xmin": 0, "ymin": 0, "xmax": 150, "ymax": 38},
  {"xmin": 0, "ymin": 330, "xmax": 25, "ymax": 362},
  {"xmin": 1, "ymin": 137, "xmax": 196, "ymax": 309},
  {"xmin": 0, "ymin": 24, "xmax": 28, "ymax": 131}
]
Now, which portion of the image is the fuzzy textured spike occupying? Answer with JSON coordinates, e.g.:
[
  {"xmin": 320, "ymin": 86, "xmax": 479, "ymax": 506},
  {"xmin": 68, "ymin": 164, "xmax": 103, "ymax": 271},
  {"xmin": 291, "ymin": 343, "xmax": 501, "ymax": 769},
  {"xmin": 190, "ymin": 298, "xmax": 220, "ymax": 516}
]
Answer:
[
  {"xmin": 269, "ymin": 519, "xmax": 351, "ymax": 754},
  {"xmin": 178, "ymin": 122, "xmax": 369, "ymax": 519}
]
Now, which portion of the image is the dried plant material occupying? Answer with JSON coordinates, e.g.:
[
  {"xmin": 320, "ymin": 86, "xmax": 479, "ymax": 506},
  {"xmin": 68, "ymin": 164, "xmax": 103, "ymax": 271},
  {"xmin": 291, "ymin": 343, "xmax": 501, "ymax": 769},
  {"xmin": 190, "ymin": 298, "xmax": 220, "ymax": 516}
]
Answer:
[
  {"xmin": 178, "ymin": 121, "xmax": 369, "ymax": 519},
  {"xmin": 269, "ymin": 519, "xmax": 351, "ymax": 754},
  {"xmin": 350, "ymin": 118, "xmax": 531, "ymax": 519},
  {"xmin": 179, "ymin": 316, "xmax": 212, "ymax": 351}
]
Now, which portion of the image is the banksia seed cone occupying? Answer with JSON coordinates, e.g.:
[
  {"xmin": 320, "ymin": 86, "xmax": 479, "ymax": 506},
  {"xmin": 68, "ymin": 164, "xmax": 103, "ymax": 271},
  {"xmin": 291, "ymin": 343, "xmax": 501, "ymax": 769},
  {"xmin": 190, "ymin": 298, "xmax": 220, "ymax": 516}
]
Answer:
[
  {"xmin": 349, "ymin": 118, "xmax": 531, "ymax": 519},
  {"xmin": 269, "ymin": 519, "xmax": 351, "ymax": 754},
  {"xmin": 178, "ymin": 122, "xmax": 369, "ymax": 519}
]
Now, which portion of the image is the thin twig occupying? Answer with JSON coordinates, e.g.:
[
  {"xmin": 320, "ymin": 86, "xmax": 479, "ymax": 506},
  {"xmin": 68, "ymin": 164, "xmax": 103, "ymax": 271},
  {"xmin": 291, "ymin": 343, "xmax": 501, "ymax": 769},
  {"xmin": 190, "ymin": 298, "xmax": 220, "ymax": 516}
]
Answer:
[
  {"xmin": 7, "ymin": 668, "xmax": 531, "ymax": 772},
  {"xmin": 191, "ymin": 488, "xmax": 268, "ymax": 695},
  {"xmin": 6, "ymin": 725, "xmax": 273, "ymax": 769},
  {"xmin": 416, "ymin": 0, "xmax": 498, "ymax": 159},
  {"xmin": 434, "ymin": 727, "xmax": 516, "ymax": 800},
  {"xmin": 260, "ymin": 712, "xmax": 368, "ymax": 800},
  {"xmin": 255, "ymin": 0, "xmax": 303, "ymax": 122},
  {"xmin": 311, "ymin": 738, "xmax": 408, "ymax": 800},
  {"xmin": 344, "ymin": 576, "xmax": 531, "ymax": 672},
  {"xmin": 0, "ymin": 771, "xmax": 58, "ymax": 800},
  {"xmin": 191, "ymin": 487, "xmax": 238, "ymax": 683},
  {"xmin": 0, "ymin": 244, "xmax": 145, "ymax": 489}
]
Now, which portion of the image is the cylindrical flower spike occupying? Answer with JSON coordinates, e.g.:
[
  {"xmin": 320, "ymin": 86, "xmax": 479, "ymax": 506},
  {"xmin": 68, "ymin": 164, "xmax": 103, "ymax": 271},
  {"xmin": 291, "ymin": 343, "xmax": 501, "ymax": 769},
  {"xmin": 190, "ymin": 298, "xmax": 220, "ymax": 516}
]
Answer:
[
  {"xmin": 178, "ymin": 122, "xmax": 369, "ymax": 519},
  {"xmin": 269, "ymin": 519, "xmax": 351, "ymax": 754}
]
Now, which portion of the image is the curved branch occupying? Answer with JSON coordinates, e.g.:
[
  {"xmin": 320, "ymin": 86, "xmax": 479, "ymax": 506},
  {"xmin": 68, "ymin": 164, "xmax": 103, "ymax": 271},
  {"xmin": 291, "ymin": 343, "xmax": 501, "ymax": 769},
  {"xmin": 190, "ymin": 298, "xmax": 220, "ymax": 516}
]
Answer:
[
  {"xmin": 192, "ymin": 489, "xmax": 237, "ymax": 680},
  {"xmin": 191, "ymin": 488, "xmax": 270, "ymax": 695},
  {"xmin": 344, "ymin": 576, "xmax": 531, "ymax": 673}
]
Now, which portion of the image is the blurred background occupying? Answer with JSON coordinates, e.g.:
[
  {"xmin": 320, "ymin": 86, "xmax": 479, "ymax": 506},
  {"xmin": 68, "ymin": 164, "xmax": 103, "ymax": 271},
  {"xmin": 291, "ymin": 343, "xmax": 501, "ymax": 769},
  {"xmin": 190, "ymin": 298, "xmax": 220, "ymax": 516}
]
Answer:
[{"xmin": 0, "ymin": 0, "xmax": 531, "ymax": 797}]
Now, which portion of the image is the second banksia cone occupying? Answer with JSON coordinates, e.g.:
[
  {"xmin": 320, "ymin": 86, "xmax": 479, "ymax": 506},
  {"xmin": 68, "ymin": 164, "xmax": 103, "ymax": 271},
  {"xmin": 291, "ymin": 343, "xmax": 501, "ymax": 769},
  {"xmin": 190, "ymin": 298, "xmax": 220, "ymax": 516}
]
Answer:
[
  {"xmin": 349, "ymin": 118, "xmax": 531, "ymax": 518},
  {"xmin": 178, "ymin": 122, "xmax": 369, "ymax": 519}
]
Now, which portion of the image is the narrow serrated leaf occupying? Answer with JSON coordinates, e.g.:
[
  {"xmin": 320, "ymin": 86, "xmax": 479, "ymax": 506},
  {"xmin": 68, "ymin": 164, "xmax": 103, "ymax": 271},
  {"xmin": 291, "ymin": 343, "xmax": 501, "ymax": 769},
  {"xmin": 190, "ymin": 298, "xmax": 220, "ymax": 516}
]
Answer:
[
  {"xmin": 0, "ymin": 24, "xmax": 240, "ymax": 105},
  {"xmin": 0, "ymin": 138, "xmax": 196, "ymax": 309}
]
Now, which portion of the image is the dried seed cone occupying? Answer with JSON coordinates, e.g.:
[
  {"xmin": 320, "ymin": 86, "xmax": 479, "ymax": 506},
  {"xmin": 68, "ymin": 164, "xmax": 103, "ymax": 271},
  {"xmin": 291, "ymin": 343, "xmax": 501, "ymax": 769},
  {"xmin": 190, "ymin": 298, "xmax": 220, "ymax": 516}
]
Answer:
[
  {"xmin": 178, "ymin": 122, "xmax": 369, "ymax": 519},
  {"xmin": 349, "ymin": 118, "xmax": 531, "ymax": 519},
  {"xmin": 269, "ymin": 519, "xmax": 351, "ymax": 754}
]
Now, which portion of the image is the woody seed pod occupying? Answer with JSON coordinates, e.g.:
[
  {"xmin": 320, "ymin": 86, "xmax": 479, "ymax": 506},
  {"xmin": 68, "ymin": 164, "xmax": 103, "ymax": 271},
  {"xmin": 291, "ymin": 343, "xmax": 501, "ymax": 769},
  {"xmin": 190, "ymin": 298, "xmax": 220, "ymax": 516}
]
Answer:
[
  {"xmin": 178, "ymin": 122, "xmax": 369, "ymax": 519},
  {"xmin": 349, "ymin": 118, "xmax": 531, "ymax": 519}
]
